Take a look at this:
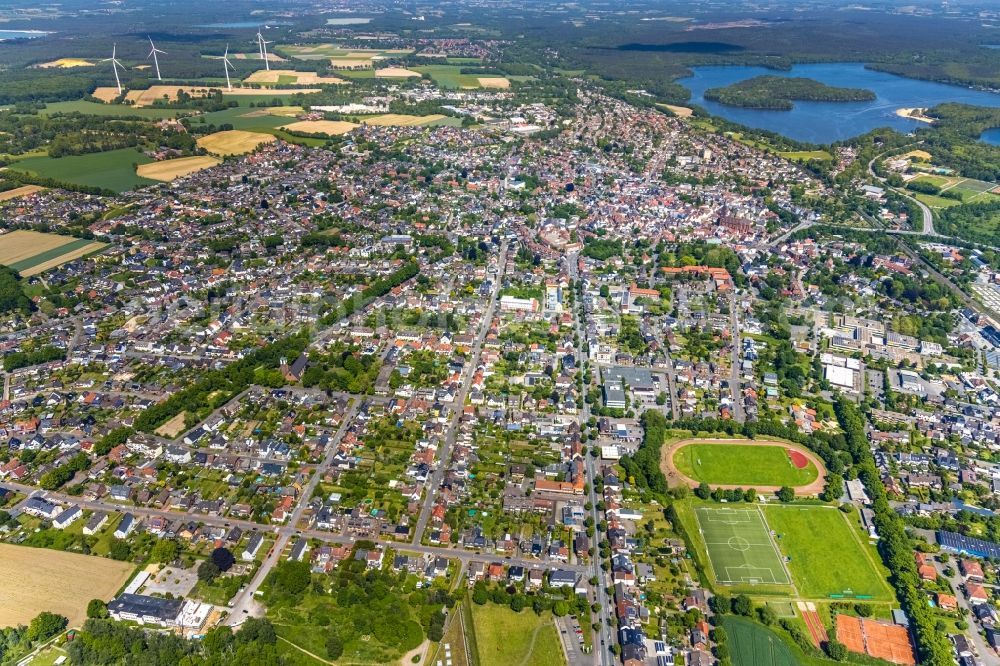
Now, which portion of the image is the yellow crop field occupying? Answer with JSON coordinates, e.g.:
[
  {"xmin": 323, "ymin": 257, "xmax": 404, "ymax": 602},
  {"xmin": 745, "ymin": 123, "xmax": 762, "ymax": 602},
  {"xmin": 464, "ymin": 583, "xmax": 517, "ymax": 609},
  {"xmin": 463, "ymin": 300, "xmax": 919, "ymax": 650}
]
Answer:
[
  {"xmin": 0, "ymin": 230, "xmax": 107, "ymax": 277},
  {"xmin": 477, "ymin": 77, "xmax": 510, "ymax": 89},
  {"xmin": 197, "ymin": 130, "xmax": 277, "ymax": 156},
  {"xmin": 136, "ymin": 156, "xmax": 222, "ymax": 181},
  {"xmin": 37, "ymin": 58, "xmax": 94, "ymax": 68},
  {"xmin": 91, "ymin": 87, "xmax": 122, "ymax": 103},
  {"xmin": 0, "ymin": 230, "xmax": 75, "ymax": 265},
  {"xmin": 374, "ymin": 67, "xmax": 422, "ymax": 78},
  {"xmin": 0, "ymin": 543, "xmax": 134, "ymax": 627},
  {"xmin": 361, "ymin": 114, "xmax": 445, "ymax": 127},
  {"xmin": 244, "ymin": 69, "xmax": 348, "ymax": 85},
  {"xmin": 0, "ymin": 185, "xmax": 45, "ymax": 201},
  {"xmin": 657, "ymin": 103, "xmax": 694, "ymax": 118},
  {"xmin": 280, "ymin": 120, "xmax": 359, "ymax": 135}
]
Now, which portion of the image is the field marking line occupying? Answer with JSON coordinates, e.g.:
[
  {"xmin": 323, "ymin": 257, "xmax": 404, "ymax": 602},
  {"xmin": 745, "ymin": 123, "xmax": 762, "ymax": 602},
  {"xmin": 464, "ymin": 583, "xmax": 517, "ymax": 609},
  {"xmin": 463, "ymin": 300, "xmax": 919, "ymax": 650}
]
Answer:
[{"xmin": 693, "ymin": 509, "xmax": 722, "ymax": 585}]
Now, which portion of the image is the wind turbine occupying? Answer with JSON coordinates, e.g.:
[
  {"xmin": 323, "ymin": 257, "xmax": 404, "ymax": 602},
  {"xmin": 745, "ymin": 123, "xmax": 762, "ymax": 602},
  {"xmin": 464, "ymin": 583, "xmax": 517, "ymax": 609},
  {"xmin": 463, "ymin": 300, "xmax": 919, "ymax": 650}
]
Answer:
[
  {"xmin": 147, "ymin": 36, "xmax": 166, "ymax": 81},
  {"xmin": 222, "ymin": 44, "xmax": 235, "ymax": 91},
  {"xmin": 255, "ymin": 26, "xmax": 271, "ymax": 71},
  {"xmin": 101, "ymin": 43, "xmax": 126, "ymax": 95}
]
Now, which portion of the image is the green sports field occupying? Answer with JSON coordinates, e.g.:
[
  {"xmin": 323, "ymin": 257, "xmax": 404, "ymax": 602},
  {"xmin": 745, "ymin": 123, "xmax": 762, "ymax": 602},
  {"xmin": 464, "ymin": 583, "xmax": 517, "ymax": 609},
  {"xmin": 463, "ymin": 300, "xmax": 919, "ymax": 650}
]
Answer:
[
  {"xmin": 8, "ymin": 148, "xmax": 155, "ymax": 192},
  {"xmin": 763, "ymin": 505, "xmax": 893, "ymax": 600},
  {"xmin": 675, "ymin": 442, "xmax": 819, "ymax": 487},
  {"xmin": 695, "ymin": 506, "xmax": 791, "ymax": 586},
  {"xmin": 722, "ymin": 617, "xmax": 798, "ymax": 666}
]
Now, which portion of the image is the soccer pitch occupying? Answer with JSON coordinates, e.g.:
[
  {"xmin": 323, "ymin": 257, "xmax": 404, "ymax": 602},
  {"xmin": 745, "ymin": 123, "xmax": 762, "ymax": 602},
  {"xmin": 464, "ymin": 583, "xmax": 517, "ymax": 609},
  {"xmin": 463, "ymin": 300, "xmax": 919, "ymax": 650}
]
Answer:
[{"xmin": 695, "ymin": 506, "xmax": 791, "ymax": 586}]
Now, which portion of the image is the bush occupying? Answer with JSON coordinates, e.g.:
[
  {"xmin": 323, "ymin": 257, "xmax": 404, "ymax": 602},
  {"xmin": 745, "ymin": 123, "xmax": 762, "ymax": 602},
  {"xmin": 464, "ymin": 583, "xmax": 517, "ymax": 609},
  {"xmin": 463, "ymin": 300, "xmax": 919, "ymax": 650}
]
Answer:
[
  {"xmin": 86, "ymin": 599, "xmax": 108, "ymax": 620},
  {"xmin": 824, "ymin": 639, "xmax": 848, "ymax": 661},
  {"xmin": 211, "ymin": 547, "xmax": 236, "ymax": 572}
]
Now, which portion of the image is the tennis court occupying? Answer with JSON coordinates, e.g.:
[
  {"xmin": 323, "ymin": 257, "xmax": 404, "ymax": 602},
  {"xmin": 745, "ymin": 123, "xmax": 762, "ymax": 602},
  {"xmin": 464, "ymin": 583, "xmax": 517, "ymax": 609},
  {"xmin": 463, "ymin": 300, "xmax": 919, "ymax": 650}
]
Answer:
[{"xmin": 695, "ymin": 506, "xmax": 791, "ymax": 586}]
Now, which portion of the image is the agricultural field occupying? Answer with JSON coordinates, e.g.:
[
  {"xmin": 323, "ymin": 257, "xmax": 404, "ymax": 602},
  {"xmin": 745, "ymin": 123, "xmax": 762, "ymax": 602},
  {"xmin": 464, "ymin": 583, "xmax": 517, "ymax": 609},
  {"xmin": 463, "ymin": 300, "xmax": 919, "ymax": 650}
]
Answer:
[
  {"xmin": 7, "ymin": 147, "xmax": 156, "ymax": 192},
  {"xmin": 360, "ymin": 114, "xmax": 446, "ymax": 127},
  {"xmin": 243, "ymin": 69, "xmax": 348, "ymax": 85},
  {"xmin": 667, "ymin": 439, "xmax": 823, "ymax": 489},
  {"xmin": 469, "ymin": 604, "xmax": 565, "ymax": 666},
  {"xmin": 656, "ymin": 103, "xmax": 694, "ymax": 118},
  {"xmin": 279, "ymin": 43, "xmax": 412, "ymax": 65},
  {"xmin": 0, "ymin": 543, "xmax": 134, "ymax": 627},
  {"xmin": 36, "ymin": 57, "xmax": 94, "ymax": 68},
  {"xmin": 280, "ymin": 120, "xmax": 358, "ymax": 136},
  {"xmin": 197, "ymin": 129, "xmax": 277, "ymax": 156},
  {"xmin": 374, "ymin": 67, "xmax": 422, "ymax": 78},
  {"xmin": 39, "ymin": 100, "xmax": 183, "ymax": 118},
  {"xmin": 0, "ymin": 230, "xmax": 107, "ymax": 277},
  {"xmin": 413, "ymin": 65, "xmax": 487, "ymax": 88},
  {"xmin": 693, "ymin": 506, "xmax": 792, "ymax": 587},
  {"xmin": 136, "ymin": 155, "xmax": 221, "ymax": 181},
  {"xmin": 763, "ymin": 505, "xmax": 893, "ymax": 600},
  {"xmin": 0, "ymin": 184, "xmax": 45, "ymax": 201},
  {"xmin": 477, "ymin": 77, "xmax": 511, "ymax": 89},
  {"xmin": 721, "ymin": 617, "xmax": 799, "ymax": 666}
]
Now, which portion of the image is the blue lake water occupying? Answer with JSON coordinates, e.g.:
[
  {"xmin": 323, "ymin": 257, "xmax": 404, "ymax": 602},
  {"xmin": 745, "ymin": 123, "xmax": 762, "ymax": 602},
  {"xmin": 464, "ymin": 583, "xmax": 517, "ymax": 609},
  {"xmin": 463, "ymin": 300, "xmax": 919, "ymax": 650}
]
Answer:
[
  {"xmin": 678, "ymin": 63, "xmax": 1000, "ymax": 144},
  {"xmin": 0, "ymin": 29, "xmax": 49, "ymax": 40},
  {"xmin": 980, "ymin": 128, "xmax": 1000, "ymax": 146}
]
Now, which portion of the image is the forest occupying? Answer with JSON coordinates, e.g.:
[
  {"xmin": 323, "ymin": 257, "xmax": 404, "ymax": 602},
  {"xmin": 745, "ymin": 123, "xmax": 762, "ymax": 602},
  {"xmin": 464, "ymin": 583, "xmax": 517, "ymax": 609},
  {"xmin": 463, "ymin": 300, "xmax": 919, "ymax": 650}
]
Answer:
[
  {"xmin": 0, "ymin": 266, "xmax": 31, "ymax": 315},
  {"xmin": 66, "ymin": 617, "xmax": 288, "ymax": 666},
  {"xmin": 704, "ymin": 76, "xmax": 875, "ymax": 110}
]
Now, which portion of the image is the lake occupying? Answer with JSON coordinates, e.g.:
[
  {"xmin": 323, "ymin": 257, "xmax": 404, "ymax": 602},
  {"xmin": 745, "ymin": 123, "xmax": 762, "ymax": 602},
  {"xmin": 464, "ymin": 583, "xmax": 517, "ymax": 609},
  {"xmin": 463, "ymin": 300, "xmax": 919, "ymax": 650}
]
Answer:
[
  {"xmin": 678, "ymin": 63, "xmax": 1000, "ymax": 144},
  {"xmin": 980, "ymin": 128, "xmax": 1000, "ymax": 146},
  {"xmin": 0, "ymin": 29, "xmax": 49, "ymax": 41}
]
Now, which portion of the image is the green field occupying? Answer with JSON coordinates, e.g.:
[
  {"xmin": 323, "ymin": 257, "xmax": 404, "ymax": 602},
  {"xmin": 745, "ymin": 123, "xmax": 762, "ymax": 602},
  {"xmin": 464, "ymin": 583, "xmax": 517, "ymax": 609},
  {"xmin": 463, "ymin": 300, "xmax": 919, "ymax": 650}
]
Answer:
[
  {"xmin": 674, "ymin": 442, "xmax": 819, "ymax": 487},
  {"xmin": 722, "ymin": 617, "xmax": 798, "ymax": 666},
  {"xmin": 8, "ymin": 148, "xmax": 156, "ymax": 192},
  {"xmin": 763, "ymin": 505, "xmax": 893, "ymax": 600},
  {"xmin": 914, "ymin": 192, "xmax": 963, "ymax": 208},
  {"xmin": 39, "ymin": 100, "xmax": 184, "ymax": 118},
  {"xmin": 198, "ymin": 107, "xmax": 289, "ymax": 131},
  {"xmin": 413, "ymin": 65, "xmax": 484, "ymax": 88},
  {"xmin": 695, "ymin": 506, "xmax": 791, "ymax": 586},
  {"xmin": 469, "ymin": 604, "xmax": 565, "ymax": 666}
]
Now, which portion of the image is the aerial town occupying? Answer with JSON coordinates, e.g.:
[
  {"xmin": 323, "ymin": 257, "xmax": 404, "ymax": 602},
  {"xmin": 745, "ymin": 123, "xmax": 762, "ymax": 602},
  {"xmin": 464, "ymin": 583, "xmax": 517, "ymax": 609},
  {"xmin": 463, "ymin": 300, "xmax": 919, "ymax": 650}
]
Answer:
[{"xmin": 4, "ymin": 1, "xmax": 1000, "ymax": 666}]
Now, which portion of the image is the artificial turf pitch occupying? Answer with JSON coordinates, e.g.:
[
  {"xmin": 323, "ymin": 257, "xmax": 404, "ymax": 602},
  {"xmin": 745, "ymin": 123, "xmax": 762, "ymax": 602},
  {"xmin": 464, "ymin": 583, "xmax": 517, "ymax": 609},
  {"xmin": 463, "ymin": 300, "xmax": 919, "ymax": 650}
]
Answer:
[{"xmin": 694, "ymin": 506, "xmax": 791, "ymax": 586}]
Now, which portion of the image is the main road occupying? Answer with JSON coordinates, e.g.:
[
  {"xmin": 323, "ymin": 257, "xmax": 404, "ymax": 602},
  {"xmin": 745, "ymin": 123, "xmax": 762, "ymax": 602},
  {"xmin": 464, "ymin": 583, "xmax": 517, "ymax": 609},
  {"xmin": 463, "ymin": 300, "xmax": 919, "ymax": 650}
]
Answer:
[{"xmin": 567, "ymin": 251, "xmax": 613, "ymax": 666}]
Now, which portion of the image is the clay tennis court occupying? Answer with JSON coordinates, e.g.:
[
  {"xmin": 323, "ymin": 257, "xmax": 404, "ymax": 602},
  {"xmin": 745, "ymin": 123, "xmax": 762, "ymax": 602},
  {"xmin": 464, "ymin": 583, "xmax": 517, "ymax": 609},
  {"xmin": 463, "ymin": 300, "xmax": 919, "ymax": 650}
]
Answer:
[{"xmin": 836, "ymin": 615, "xmax": 915, "ymax": 665}]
